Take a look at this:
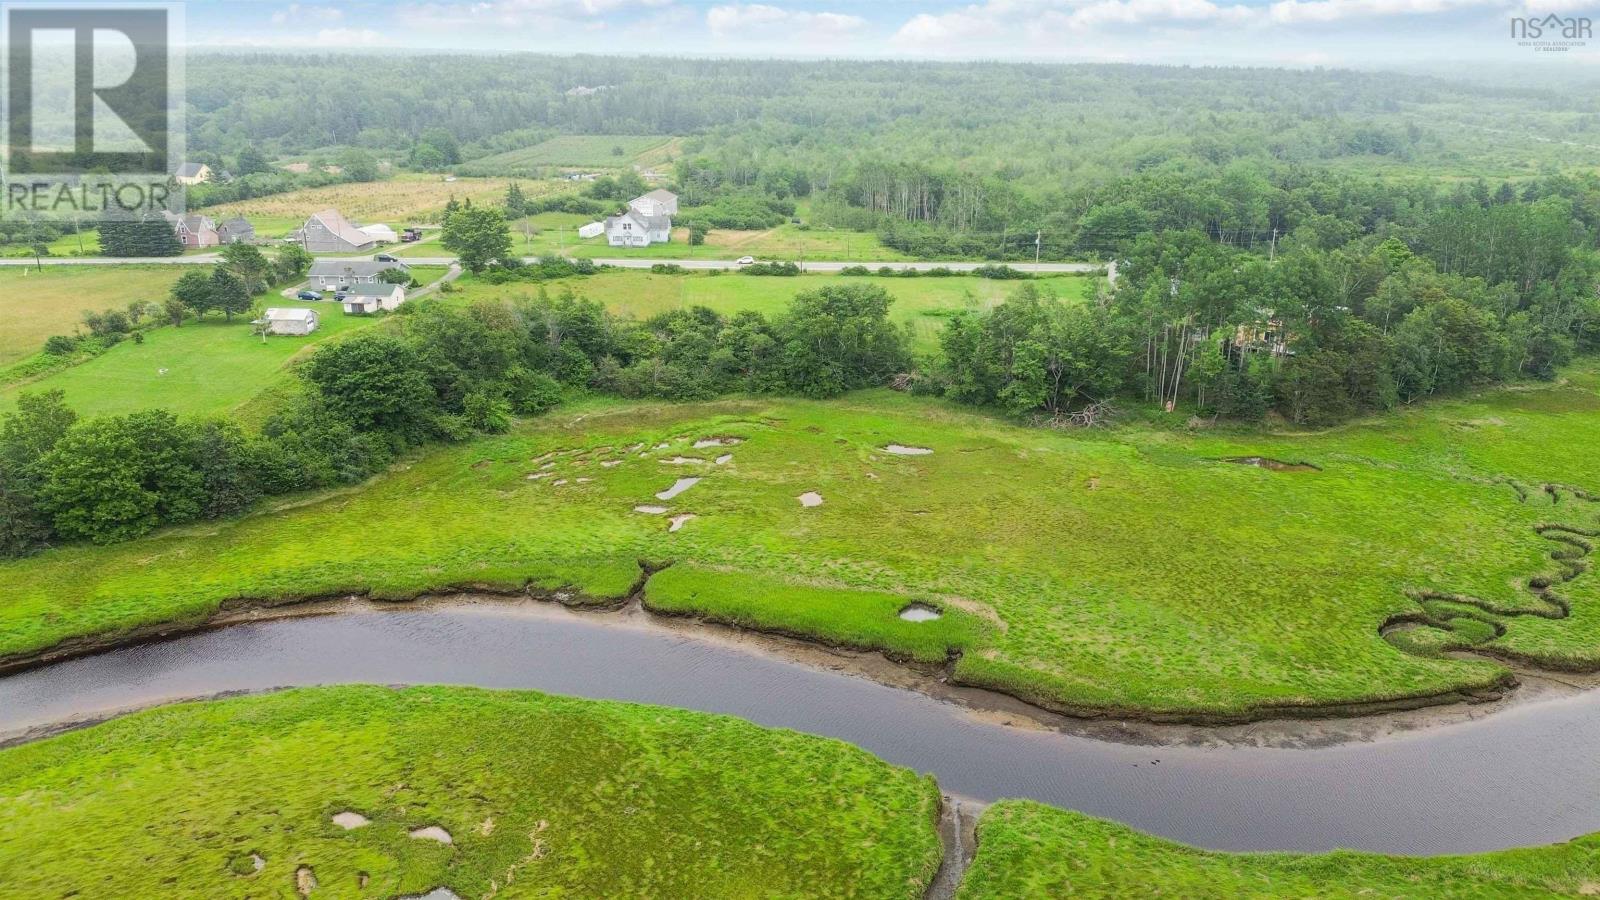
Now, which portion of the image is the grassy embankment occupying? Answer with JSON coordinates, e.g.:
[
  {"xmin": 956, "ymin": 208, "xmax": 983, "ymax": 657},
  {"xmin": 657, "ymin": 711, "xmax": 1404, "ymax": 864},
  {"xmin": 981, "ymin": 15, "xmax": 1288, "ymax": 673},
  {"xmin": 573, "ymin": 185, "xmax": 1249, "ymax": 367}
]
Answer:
[
  {"xmin": 0, "ymin": 685, "xmax": 942, "ymax": 899},
  {"xmin": 957, "ymin": 800, "xmax": 1600, "ymax": 898},
  {"xmin": 2, "ymin": 364, "xmax": 1599, "ymax": 718}
]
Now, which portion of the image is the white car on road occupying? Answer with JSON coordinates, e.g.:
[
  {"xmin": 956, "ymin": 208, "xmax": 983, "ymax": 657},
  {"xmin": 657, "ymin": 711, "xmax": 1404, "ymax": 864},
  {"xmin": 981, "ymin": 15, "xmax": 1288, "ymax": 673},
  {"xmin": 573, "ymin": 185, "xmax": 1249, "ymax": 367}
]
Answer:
[{"xmin": 735, "ymin": 256, "xmax": 756, "ymax": 265}]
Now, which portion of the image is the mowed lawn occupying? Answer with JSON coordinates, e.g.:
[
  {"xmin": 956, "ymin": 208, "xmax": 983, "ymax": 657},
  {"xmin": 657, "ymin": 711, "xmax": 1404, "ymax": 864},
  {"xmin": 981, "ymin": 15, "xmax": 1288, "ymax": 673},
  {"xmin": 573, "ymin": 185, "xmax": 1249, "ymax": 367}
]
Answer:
[
  {"xmin": 0, "ymin": 685, "xmax": 942, "ymax": 899},
  {"xmin": 0, "ymin": 266, "xmax": 187, "ymax": 366},
  {"xmin": 958, "ymin": 801, "xmax": 1600, "ymax": 898},
  {"xmin": 4, "ymin": 367, "xmax": 1600, "ymax": 717},
  {"xmin": 446, "ymin": 270, "xmax": 1098, "ymax": 350},
  {"xmin": 0, "ymin": 308, "xmax": 380, "ymax": 419}
]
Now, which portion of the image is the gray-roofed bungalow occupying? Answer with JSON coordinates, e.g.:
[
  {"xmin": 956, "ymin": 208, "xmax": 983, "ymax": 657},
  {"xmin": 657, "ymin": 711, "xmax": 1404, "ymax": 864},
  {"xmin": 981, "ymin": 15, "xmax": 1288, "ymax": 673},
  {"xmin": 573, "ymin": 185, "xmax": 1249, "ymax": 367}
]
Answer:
[{"xmin": 306, "ymin": 259, "xmax": 409, "ymax": 290}]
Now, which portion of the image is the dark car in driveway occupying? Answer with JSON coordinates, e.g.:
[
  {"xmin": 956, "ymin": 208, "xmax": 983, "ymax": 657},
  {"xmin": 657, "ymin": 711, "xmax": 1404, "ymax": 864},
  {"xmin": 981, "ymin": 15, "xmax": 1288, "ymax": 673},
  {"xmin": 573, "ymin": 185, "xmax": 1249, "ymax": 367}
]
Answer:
[{"xmin": 296, "ymin": 290, "xmax": 323, "ymax": 302}]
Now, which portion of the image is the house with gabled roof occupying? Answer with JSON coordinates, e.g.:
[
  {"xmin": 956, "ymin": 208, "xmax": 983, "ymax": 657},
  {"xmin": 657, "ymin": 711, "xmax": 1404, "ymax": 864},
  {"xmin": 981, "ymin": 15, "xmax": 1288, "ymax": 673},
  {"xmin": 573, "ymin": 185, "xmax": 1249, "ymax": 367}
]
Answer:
[
  {"xmin": 605, "ymin": 208, "xmax": 671, "ymax": 247},
  {"xmin": 217, "ymin": 217, "xmax": 256, "ymax": 245},
  {"xmin": 174, "ymin": 162, "xmax": 212, "ymax": 185},
  {"xmin": 295, "ymin": 208, "xmax": 377, "ymax": 253},
  {"xmin": 162, "ymin": 211, "xmax": 219, "ymax": 248},
  {"xmin": 341, "ymin": 282, "xmax": 407, "ymax": 314},
  {"xmin": 306, "ymin": 258, "xmax": 409, "ymax": 290}
]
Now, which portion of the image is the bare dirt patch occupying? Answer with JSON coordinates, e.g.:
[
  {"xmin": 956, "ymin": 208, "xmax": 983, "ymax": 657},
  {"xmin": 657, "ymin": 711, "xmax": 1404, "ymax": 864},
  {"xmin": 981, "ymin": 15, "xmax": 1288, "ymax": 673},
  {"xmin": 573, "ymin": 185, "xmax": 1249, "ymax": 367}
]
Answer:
[
  {"xmin": 296, "ymin": 866, "xmax": 316, "ymax": 896},
  {"xmin": 883, "ymin": 444, "xmax": 933, "ymax": 456},
  {"xmin": 898, "ymin": 603, "xmax": 943, "ymax": 622},
  {"xmin": 694, "ymin": 437, "xmax": 744, "ymax": 449},
  {"xmin": 797, "ymin": 491, "xmax": 824, "ymax": 508},
  {"xmin": 715, "ymin": 454, "xmax": 733, "ymax": 465},
  {"xmin": 331, "ymin": 811, "xmax": 370, "ymax": 829},
  {"xmin": 660, "ymin": 456, "xmax": 706, "ymax": 465},
  {"xmin": 634, "ymin": 505, "xmax": 668, "ymax": 515},
  {"xmin": 669, "ymin": 514, "xmax": 696, "ymax": 533}
]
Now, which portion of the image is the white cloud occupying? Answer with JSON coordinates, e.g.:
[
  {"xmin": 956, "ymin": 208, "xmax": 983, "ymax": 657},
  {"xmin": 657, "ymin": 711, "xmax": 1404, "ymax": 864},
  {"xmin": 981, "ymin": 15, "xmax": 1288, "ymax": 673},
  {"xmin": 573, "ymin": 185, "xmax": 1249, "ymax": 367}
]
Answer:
[
  {"xmin": 1268, "ymin": 0, "xmax": 1503, "ymax": 24},
  {"xmin": 1046, "ymin": 0, "xmax": 1258, "ymax": 30},
  {"xmin": 201, "ymin": 26, "xmax": 393, "ymax": 48},
  {"xmin": 270, "ymin": 4, "xmax": 345, "ymax": 26},
  {"xmin": 706, "ymin": 4, "xmax": 867, "ymax": 38},
  {"xmin": 398, "ymin": 0, "xmax": 670, "ymax": 30}
]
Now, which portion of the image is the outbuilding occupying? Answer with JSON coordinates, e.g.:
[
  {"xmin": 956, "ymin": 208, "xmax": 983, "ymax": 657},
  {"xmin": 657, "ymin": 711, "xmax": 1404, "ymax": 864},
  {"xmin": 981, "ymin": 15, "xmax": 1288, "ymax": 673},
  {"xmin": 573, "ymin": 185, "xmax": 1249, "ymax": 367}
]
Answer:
[
  {"xmin": 257, "ymin": 307, "xmax": 319, "ymax": 336},
  {"xmin": 341, "ymin": 282, "xmax": 406, "ymax": 314}
]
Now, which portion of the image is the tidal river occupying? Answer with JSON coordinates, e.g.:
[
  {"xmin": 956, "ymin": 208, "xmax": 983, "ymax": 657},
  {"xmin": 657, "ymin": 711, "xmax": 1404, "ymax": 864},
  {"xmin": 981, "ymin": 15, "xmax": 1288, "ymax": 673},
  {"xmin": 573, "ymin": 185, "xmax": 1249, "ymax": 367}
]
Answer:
[{"xmin": 3, "ymin": 601, "xmax": 1597, "ymax": 856}]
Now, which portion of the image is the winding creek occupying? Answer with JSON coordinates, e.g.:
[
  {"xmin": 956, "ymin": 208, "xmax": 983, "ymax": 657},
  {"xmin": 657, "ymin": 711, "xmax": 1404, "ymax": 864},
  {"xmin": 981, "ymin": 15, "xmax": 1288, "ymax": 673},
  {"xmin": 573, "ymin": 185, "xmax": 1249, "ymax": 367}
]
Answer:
[{"xmin": 7, "ymin": 599, "xmax": 1600, "ymax": 857}]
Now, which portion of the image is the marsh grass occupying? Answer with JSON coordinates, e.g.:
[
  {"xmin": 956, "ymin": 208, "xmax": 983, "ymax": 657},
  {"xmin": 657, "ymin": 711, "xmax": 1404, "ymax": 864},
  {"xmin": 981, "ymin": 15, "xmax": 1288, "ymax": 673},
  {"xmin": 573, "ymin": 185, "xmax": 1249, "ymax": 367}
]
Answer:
[
  {"xmin": 958, "ymin": 800, "xmax": 1600, "ymax": 898},
  {"xmin": 6, "ymin": 366, "xmax": 1600, "ymax": 716},
  {"xmin": 0, "ymin": 685, "xmax": 942, "ymax": 898}
]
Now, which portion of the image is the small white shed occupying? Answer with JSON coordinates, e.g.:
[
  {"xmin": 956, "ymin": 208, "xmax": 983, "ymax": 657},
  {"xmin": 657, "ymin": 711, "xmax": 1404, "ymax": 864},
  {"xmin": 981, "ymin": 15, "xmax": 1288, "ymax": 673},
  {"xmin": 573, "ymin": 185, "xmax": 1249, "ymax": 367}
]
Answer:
[
  {"xmin": 258, "ymin": 308, "xmax": 319, "ymax": 336},
  {"xmin": 577, "ymin": 221, "xmax": 605, "ymax": 239}
]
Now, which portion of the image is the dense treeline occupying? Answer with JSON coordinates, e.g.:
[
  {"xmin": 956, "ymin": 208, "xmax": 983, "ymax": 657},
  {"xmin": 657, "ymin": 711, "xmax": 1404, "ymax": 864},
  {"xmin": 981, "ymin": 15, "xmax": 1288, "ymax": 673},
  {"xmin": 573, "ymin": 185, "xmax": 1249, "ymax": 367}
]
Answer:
[
  {"xmin": 0, "ymin": 284, "xmax": 907, "ymax": 553},
  {"xmin": 183, "ymin": 56, "xmax": 1596, "ymax": 175},
  {"xmin": 932, "ymin": 218, "xmax": 1600, "ymax": 425}
]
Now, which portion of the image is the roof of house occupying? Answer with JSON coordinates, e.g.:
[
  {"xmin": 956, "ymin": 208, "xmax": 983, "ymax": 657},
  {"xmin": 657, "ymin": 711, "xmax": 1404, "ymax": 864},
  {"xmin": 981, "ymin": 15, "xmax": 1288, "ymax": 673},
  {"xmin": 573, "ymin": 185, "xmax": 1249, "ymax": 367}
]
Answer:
[
  {"xmin": 346, "ymin": 282, "xmax": 404, "ymax": 297},
  {"xmin": 174, "ymin": 162, "xmax": 208, "ymax": 178},
  {"xmin": 305, "ymin": 208, "xmax": 373, "ymax": 247},
  {"xmin": 606, "ymin": 210, "xmax": 670, "ymax": 231},
  {"xmin": 263, "ymin": 308, "xmax": 317, "ymax": 321},
  {"xmin": 307, "ymin": 259, "xmax": 406, "ymax": 279},
  {"xmin": 163, "ymin": 211, "xmax": 215, "ymax": 232},
  {"xmin": 638, "ymin": 189, "xmax": 677, "ymax": 204},
  {"xmin": 218, "ymin": 217, "xmax": 253, "ymax": 231}
]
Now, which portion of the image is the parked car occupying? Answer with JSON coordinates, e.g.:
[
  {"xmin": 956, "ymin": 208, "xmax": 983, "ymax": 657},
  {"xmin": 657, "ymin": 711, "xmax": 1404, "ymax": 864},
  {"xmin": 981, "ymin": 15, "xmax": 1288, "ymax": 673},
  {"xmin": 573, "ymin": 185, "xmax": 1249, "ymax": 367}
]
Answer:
[
  {"xmin": 295, "ymin": 290, "xmax": 323, "ymax": 302},
  {"xmin": 401, "ymin": 227, "xmax": 423, "ymax": 242},
  {"xmin": 375, "ymin": 253, "xmax": 399, "ymax": 263},
  {"xmin": 736, "ymin": 256, "xmax": 756, "ymax": 265},
  {"xmin": 333, "ymin": 290, "xmax": 349, "ymax": 301}
]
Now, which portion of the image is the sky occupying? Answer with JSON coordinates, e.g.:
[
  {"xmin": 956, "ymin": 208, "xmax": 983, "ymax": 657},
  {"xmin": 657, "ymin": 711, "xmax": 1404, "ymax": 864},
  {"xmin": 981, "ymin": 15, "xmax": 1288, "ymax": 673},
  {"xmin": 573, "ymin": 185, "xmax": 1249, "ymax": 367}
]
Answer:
[{"xmin": 182, "ymin": 0, "xmax": 1600, "ymax": 68}]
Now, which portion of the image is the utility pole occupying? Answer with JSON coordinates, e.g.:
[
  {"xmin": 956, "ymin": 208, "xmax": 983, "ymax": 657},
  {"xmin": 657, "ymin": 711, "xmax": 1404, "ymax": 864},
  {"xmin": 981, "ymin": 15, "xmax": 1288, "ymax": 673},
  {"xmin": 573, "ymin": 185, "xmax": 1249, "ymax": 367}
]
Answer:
[{"xmin": 1035, "ymin": 230, "xmax": 1041, "ymax": 265}]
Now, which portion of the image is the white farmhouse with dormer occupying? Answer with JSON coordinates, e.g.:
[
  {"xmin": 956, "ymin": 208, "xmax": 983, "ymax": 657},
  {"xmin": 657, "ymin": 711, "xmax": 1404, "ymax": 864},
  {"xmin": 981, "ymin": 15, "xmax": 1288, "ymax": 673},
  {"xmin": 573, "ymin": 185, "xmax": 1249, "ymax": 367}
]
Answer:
[
  {"xmin": 604, "ymin": 189, "xmax": 677, "ymax": 247},
  {"xmin": 605, "ymin": 208, "xmax": 671, "ymax": 247}
]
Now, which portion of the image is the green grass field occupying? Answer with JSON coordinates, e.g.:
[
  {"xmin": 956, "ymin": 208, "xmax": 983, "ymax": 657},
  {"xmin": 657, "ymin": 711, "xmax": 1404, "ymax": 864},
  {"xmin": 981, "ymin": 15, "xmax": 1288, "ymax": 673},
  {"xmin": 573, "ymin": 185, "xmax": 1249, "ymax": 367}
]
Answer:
[
  {"xmin": 958, "ymin": 800, "xmax": 1600, "ymax": 898},
  {"xmin": 458, "ymin": 135, "xmax": 677, "ymax": 174},
  {"xmin": 4, "ymin": 365, "xmax": 1600, "ymax": 718},
  {"xmin": 0, "ymin": 266, "xmax": 187, "ymax": 366},
  {"xmin": 468, "ymin": 211, "xmax": 915, "ymax": 263},
  {"xmin": 0, "ymin": 309, "xmax": 381, "ymax": 419},
  {"xmin": 445, "ymin": 270, "xmax": 1096, "ymax": 351},
  {"xmin": 0, "ymin": 685, "xmax": 942, "ymax": 899}
]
